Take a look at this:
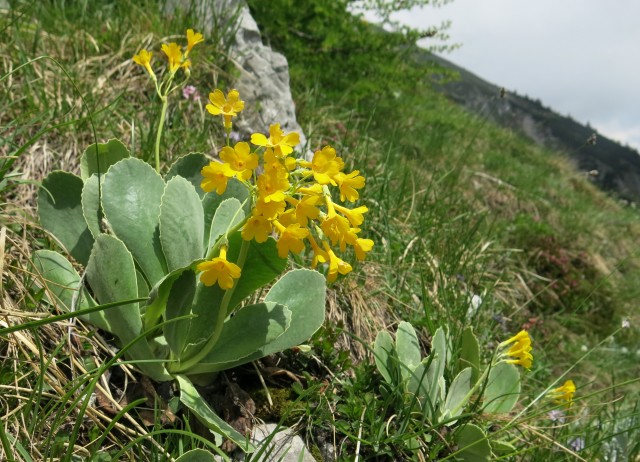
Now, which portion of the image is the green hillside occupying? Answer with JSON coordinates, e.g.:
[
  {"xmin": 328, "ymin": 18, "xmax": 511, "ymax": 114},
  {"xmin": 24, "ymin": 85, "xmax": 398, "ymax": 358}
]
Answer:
[{"xmin": 1, "ymin": 1, "xmax": 639, "ymax": 460}]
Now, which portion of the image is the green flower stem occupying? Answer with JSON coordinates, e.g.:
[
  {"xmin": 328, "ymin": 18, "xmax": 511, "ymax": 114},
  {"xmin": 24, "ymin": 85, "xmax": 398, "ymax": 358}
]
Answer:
[
  {"xmin": 172, "ymin": 197, "xmax": 253, "ymax": 373},
  {"xmin": 154, "ymin": 95, "xmax": 168, "ymax": 173}
]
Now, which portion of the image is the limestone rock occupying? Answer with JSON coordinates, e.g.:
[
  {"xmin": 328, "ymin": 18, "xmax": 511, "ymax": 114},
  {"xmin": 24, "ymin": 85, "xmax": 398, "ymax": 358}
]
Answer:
[
  {"xmin": 165, "ymin": 0, "xmax": 308, "ymax": 155},
  {"xmin": 235, "ymin": 423, "xmax": 315, "ymax": 462}
]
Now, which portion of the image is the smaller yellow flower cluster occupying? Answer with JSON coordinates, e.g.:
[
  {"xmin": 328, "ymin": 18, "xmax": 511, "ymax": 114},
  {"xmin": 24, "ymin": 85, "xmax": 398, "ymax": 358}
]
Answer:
[
  {"xmin": 549, "ymin": 379, "xmax": 576, "ymax": 407},
  {"xmin": 199, "ymin": 89, "xmax": 374, "ymax": 286},
  {"xmin": 132, "ymin": 29, "xmax": 204, "ymax": 80},
  {"xmin": 499, "ymin": 330, "xmax": 533, "ymax": 369}
]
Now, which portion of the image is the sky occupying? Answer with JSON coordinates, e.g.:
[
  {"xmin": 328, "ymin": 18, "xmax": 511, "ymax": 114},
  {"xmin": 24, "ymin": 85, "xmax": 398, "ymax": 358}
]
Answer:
[{"xmin": 381, "ymin": 0, "xmax": 640, "ymax": 152}]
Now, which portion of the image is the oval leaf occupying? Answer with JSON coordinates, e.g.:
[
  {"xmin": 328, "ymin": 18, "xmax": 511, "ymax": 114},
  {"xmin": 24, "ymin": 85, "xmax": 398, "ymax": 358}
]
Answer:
[
  {"xmin": 38, "ymin": 171, "xmax": 93, "ymax": 265},
  {"xmin": 396, "ymin": 321, "xmax": 421, "ymax": 384},
  {"xmin": 443, "ymin": 367, "xmax": 473, "ymax": 425},
  {"xmin": 160, "ymin": 176, "xmax": 204, "ymax": 271},
  {"xmin": 101, "ymin": 157, "xmax": 167, "ymax": 286},
  {"xmin": 86, "ymin": 234, "xmax": 170, "ymax": 381},
  {"xmin": 185, "ymin": 302, "xmax": 291, "ymax": 374},
  {"xmin": 81, "ymin": 174, "xmax": 103, "ymax": 238},
  {"xmin": 483, "ymin": 361, "xmax": 521, "ymax": 414},
  {"xmin": 202, "ymin": 178, "xmax": 250, "ymax": 246},
  {"xmin": 374, "ymin": 330, "xmax": 396, "ymax": 385},
  {"xmin": 208, "ymin": 197, "xmax": 244, "ymax": 252},
  {"xmin": 455, "ymin": 423, "xmax": 491, "ymax": 462},
  {"xmin": 261, "ymin": 268, "xmax": 326, "ymax": 355},
  {"xmin": 32, "ymin": 250, "xmax": 108, "ymax": 331},
  {"xmin": 80, "ymin": 138, "xmax": 130, "ymax": 180}
]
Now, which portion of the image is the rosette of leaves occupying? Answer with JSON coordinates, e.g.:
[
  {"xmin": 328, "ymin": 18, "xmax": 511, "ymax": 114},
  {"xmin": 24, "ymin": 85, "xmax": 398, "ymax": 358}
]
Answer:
[
  {"xmin": 33, "ymin": 139, "xmax": 327, "ymax": 451},
  {"xmin": 373, "ymin": 322, "xmax": 521, "ymax": 460}
]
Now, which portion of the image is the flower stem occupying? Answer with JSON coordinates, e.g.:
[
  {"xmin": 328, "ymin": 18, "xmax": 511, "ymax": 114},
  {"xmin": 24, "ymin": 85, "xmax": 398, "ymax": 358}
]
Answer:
[{"xmin": 154, "ymin": 95, "xmax": 168, "ymax": 173}]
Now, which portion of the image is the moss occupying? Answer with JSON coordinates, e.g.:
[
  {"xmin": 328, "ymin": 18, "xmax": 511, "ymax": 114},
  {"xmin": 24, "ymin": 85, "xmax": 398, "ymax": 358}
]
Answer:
[{"xmin": 252, "ymin": 387, "xmax": 304, "ymax": 426}]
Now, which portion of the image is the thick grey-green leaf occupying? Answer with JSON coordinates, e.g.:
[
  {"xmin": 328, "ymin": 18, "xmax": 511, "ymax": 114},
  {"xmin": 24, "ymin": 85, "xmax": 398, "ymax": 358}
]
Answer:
[
  {"xmin": 160, "ymin": 176, "xmax": 204, "ymax": 271},
  {"xmin": 80, "ymin": 138, "xmax": 130, "ymax": 180},
  {"xmin": 374, "ymin": 330, "xmax": 396, "ymax": 385},
  {"xmin": 32, "ymin": 250, "xmax": 109, "ymax": 331},
  {"xmin": 192, "ymin": 269, "xmax": 327, "ymax": 371},
  {"xmin": 185, "ymin": 302, "xmax": 290, "ymax": 375},
  {"xmin": 177, "ymin": 234, "xmax": 287, "ymax": 362},
  {"xmin": 101, "ymin": 157, "xmax": 167, "ymax": 286},
  {"xmin": 483, "ymin": 362, "xmax": 521, "ymax": 414},
  {"xmin": 174, "ymin": 449, "xmax": 220, "ymax": 462},
  {"xmin": 261, "ymin": 269, "xmax": 326, "ymax": 355},
  {"xmin": 396, "ymin": 321, "xmax": 422, "ymax": 384},
  {"xmin": 455, "ymin": 423, "xmax": 491, "ymax": 462},
  {"xmin": 424, "ymin": 327, "xmax": 447, "ymax": 412},
  {"xmin": 81, "ymin": 174, "xmax": 103, "ymax": 238},
  {"xmin": 177, "ymin": 375, "xmax": 255, "ymax": 453},
  {"xmin": 166, "ymin": 152, "xmax": 209, "ymax": 199},
  {"xmin": 202, "ymin": 178, "xmax": 250, "ymax": 247},
  {"xmin": 443, "ymin": 367, "xmax": 473, "ymax": 425},
  {"xmin": 86, "ymin": 234, "xmax": 170, "ymax": 381},
  {"xmin": 38, "ymin": 171, "xmax": 93, "ymax": 266},
  {"xmin": 459, "ymin": 326, "xmax": 480, "ymax": 383},
  {"xmin": 208, "ymin": 198, "xmax": 244, "ymax": 252}
]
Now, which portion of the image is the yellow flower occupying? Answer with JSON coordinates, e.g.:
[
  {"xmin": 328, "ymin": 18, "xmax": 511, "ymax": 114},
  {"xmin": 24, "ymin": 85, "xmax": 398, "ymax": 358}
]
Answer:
[
  {"xmin": 274, "ymin": 221, "xmax": 309, "ymax": 258},
  {"xmin": 161, "ymin": 42, "xmax": 183, "ymax": 73},
  {"xmin": 257, "ymin": 170, "xmax": 290, "ymax": 203},
  {"xmin": 254, "ymin": 197, "xmax": 285, "ymax": 220},
  {"xmin": 334, "ymin": 203, "xmax": 368, "ymax": 226},
  {"xmin": 186, "ymin": 28, "xmax": 204, "ymax": 53},
  {"xmin": 201, "ymin": 161, "xmax": 235, "ymax": 195},
  {"xmin": 549, "ymin": 380, "xmax": 576, "ymax": 406},
  {"xmin": 320, "ymin": 212, "xmax": 351, "ymax": 247},
  {"xmin": 251, "ymin": 123, "xmax": 300, "ymax": 157},
  {"xmin": 285, "ymin": 195, "xmax": 321, "ymax": 226},
  {"xmin": 499, "ymin": 330, "xmax": 533, "ymax": 369},
  {"xmin": 335, "ymin": 170, "xmax": 366, "ymax": 202},
  {"xmin": 220, "ymin": 142, "xmax": 259, "ymax": 181},
  {"xmin": 324, "ymin": 242, "xmax": 352, "ymax": 282},
  {"xmin": 308, "ymin": 234, "xmax": 328, "ymax": 268},
  {"xmin": 132, "ymin": 49, "xmax": 155, "ymax": 77},
  {"xmin": 197, "ymin": 246, "xmax": 241, "ymax": 289},
  {"xmin": 241, "ymin": 213, "xmax": 272, "ymax": 243},
  {"xmin": 206, "ymin": 89, "xmax": 245, "ymax": 130},
  {"xmin": 353, "ymin": 237, "xmax": 374, "ymax": 261},
  {"xmin": 309, "ymin": 146, "xmax": 344, "ymax": 185}
]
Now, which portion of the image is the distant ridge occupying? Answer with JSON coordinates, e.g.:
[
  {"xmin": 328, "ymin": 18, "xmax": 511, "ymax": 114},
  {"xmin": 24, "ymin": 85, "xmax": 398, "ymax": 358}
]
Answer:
[{"xmin": 421, "ymin": 53, "xmax": 640, "ymax": 202}]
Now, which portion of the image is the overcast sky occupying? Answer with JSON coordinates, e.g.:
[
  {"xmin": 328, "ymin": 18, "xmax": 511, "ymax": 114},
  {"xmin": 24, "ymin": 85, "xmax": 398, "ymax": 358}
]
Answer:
[{"xmin": 384, "ymin": 0, "xmax": 640, "ymax": 151}]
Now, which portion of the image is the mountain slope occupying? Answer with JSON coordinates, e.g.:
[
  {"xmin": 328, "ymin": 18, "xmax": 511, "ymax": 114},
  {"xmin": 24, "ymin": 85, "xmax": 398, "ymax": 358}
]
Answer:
[{"xmin": 423, "ymin": 53, "xmax": 640, "ymax": 201}]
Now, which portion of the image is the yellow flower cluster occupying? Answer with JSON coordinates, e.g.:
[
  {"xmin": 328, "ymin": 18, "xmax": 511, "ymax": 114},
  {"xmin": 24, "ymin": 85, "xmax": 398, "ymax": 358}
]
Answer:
[
  {"xmin": 199, "ymin": 90, "xmax": 374, "ymax": 286},
  {"xmin": 132, "ymin": 29, "xmax": 204, "ymax": 80},
  {"xmin": 499, "ymin": 330, "xmax": 533, "ymax": 369}
]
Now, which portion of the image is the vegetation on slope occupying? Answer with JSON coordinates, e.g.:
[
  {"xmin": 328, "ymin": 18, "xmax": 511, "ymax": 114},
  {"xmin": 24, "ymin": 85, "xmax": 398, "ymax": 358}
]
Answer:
[{"xmin": 1, "ymin": 0, "xmax": 639, "ymax": 460}]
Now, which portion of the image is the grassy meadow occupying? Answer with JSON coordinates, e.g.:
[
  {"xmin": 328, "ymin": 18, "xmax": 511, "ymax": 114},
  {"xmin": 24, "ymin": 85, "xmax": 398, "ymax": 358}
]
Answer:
[{"xmin": 1, "ymin": 0, "xmax": 639, "ymax": 460}]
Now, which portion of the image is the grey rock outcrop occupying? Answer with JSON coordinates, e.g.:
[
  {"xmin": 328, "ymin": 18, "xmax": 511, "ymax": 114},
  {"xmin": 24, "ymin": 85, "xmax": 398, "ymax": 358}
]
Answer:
[{"xmin": 165, "ymin": 0, "xmax": 307, "ymax": 152}]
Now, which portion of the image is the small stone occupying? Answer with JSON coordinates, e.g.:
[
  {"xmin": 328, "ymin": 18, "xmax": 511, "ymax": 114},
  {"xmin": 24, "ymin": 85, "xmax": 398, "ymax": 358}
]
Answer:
[{"xmin": 236, "ymin": 423, "xmax": 315, "ymax": 462}]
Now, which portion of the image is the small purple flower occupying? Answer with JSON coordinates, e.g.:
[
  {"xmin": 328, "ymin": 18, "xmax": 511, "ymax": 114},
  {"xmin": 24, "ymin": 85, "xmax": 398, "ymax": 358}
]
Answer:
[
  {"xmin": 569, "ymin": 437, "xmax": 585, "ymax": 452},
  {"xmin": 548, "ymin": 409, "xmax": 565, "ymax": 423},
  {"xmin": 182, "ymin": 85, "xmax": 200, "ymax": 101}
]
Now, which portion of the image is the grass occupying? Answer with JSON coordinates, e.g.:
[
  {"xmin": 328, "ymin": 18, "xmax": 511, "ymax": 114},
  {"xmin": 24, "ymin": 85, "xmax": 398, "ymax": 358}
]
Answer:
[{"xmin": 2, "ymin": 0, "xmax": 640, "ymax": 460}]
